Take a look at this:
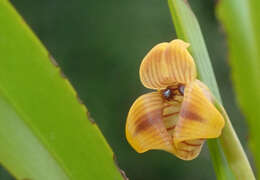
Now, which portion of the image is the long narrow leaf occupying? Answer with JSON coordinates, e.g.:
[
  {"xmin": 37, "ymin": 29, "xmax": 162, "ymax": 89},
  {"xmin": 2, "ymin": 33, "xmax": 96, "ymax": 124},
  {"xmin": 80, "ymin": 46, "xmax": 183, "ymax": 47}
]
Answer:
[
  {"xmin": 0, "ymin": 1, "xmax": 124, "ymax": 179},
  {"xmin": 168, "ymin": 0, "xmax": 254, "ymax": 179},
  {"xmin": 217, "ymin": 0, "xmax": 260, "ymax": 174}
]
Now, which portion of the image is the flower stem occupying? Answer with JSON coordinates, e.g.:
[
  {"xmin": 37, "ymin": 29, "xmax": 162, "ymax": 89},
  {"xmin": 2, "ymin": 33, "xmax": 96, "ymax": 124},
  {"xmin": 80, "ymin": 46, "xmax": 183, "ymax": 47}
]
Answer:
[{"xmin": 214, "ymin": 102, "xmax": 255, "ymax": 180}]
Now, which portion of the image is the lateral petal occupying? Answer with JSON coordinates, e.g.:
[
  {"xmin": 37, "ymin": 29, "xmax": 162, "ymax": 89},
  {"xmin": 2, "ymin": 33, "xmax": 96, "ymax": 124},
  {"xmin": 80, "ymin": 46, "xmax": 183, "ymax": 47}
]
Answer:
[
  {"xmin": 125, "ymin": 92, "xmax": 175, "ymax": 154},
  {"xmin": 173, "ymin": 80, "xmax": 225, "ymax": 160}
]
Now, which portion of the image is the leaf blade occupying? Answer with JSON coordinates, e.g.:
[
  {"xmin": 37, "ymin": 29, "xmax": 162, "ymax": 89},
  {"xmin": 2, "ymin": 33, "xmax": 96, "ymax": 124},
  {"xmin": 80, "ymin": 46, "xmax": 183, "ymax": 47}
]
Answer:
[
  {"xmin": 217, "ymin": 0, "xmax": 260, "ymax": 173},
  {"xmin": 0, "ymin": 0, "xmax": 123, "ymax": 179},
  {"xmin": 168, "ymin": 0, "xmax": 254, "ymax": 179}
]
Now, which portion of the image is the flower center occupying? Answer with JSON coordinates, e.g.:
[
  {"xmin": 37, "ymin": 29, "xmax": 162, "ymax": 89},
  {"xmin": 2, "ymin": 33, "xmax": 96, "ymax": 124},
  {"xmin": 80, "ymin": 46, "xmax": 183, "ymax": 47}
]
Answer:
[
  {"xmin": 178, "ymin": 84, "xmax": 185, "ymax": 95},
  {"xmin": 161, "ymin": 85, "xmax": 185, "ymax": 101},
  {"xmin": 161, "ymin": 85, "xmax": 185, "ymax": 136},
  {"xmin": 162, "ymin": 89, "xmax": 172, "ymax": 100}
]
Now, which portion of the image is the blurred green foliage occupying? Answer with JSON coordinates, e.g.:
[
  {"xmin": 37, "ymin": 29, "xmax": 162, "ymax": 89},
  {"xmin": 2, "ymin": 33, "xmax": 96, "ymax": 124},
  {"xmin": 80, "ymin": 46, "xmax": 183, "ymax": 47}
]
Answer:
[
  {"xmin": 0, "ymin": 0, "xmax": 251, "ymax": 179},
  {"xmin": 217, "ymin": 0, "xmax": 260, "ymax": 174},
  {"xmin": 0, "ymin": 1, "xmax": 123, "ymax": 179}
]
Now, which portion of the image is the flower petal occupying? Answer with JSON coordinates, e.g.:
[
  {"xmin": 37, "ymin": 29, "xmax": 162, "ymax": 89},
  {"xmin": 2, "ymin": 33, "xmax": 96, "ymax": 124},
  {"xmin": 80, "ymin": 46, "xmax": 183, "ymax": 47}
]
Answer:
[
  {"xmin": 164, "ymin": 40, "xmax": 197, "ymax": 84},
  {"xmin": 125, "ymin": 92, "xmax": 175, "ymax": 153},
  {"xmin": 139, "ymin": 39, "xmax": 197, "ymax": 90},
  {"xmin": 173, "ymin": 80, "xmax": 225, "ymax": 160},
  {"xmin": 174, "ymin": 139, "xmax": 205, "ymax": 160},
  {"xmin": 162, "ymin": 95, "xmax": 182, "ymax": 136},
  {"xmin": 139, "ymin": 43, "xmax": 169, "ymax": 90}
]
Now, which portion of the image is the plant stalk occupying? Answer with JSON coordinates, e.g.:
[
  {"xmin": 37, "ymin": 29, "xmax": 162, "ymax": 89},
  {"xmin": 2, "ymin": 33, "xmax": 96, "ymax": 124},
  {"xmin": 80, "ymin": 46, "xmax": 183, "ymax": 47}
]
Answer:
[
  {"xmin": 215, "ymin": 102, "xmax": 255, "ymax": 180},
  {"xmin": 167, "ymin": 0, "xmax": 255, "ymax": 179}
]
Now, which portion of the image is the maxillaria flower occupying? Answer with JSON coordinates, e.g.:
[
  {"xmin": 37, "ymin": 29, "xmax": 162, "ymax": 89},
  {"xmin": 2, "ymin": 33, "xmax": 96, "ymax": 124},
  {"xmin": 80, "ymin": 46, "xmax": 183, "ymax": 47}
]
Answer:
[{"xmin": 125, "ymin": 39, "xmax": 225, "ymax": 160}]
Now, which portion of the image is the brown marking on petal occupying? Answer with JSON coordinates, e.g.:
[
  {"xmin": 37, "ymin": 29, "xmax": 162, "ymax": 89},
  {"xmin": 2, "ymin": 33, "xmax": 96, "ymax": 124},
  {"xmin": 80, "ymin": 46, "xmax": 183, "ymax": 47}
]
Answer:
[
  {"xmin": 140, "ymin": 41, "xmax": 196, "ymax": 89},
  {"xmin": 173, "ymin": 99, "xmax": 182, "ymax": 103},
  {"xmin": 182, "ymin": 141, "xmax": 201, "ymax": 147},
  {"xmin": 134, "ymin": 109, "xmax": 162, "ymax": 134},
  {"xmin": 176, "ymin": 48, "xmax": 185, "ymax": 82},
  {"xmin": 163, "ymin": 112, "xmax": 179, "ymax": 118},
  {"xmin": 113, "ymin": 154, "xmax": 129, "ymax": 180},
  {"xmin": 166, "ymin": 125, "xmax": 176, "ymax": 131},
  {"xmin": 151, "ymin": 53, "xmax": 161, "ymax": 87},
  {"xmin": 131, "ymin": 102, "xmax": 162, "ymax": 125},
  {"xmin": 178, "ymin": 148, "xmax": 192, "ymax": 153},
  {"xmin": 155, "ymin": 53, "xmax": 164, "ymax": 87},
  {"xmin": 180, "ymin": 110, "xmax": 202, "ymax": 122},
  {"xmin": 163, "ymin": 103, "xmax": 175, "ymax": 109},
  {"xmin": 180, "ymin": 51, "xmax": 186, "ymax": 81},
  {"xmin": 148, "ymin": 55, "xmax": 160, "ymax": 88}
]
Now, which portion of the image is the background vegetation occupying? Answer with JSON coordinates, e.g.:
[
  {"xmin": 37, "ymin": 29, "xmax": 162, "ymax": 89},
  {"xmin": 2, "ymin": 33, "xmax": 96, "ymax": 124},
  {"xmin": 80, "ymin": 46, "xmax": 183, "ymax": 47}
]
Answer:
[{"xmin": 0, "ymin": 0, "xmax": 252, "ymax": 179}]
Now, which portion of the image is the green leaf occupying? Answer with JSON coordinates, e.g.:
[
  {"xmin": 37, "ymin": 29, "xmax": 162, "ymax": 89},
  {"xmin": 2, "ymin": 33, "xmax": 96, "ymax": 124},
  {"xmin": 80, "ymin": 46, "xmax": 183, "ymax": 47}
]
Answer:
[
  {"xmin": 217, "ymin": 0, "xmax": 260, "ymax": 173},
  {"xmin": 168, "ymin": 0, "xmax": 254, "ymax": 179},
  {"xmin": 0, "ymin": 0, "xmax": 124, "ymax": 179}
]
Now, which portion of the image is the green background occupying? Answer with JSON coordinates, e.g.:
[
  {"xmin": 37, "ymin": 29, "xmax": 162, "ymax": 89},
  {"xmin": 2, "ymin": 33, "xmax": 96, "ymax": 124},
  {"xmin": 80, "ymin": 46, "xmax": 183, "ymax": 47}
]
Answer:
[{"xmin": 0, "ymin": 0, "xmax": 252, "ymax": 179}]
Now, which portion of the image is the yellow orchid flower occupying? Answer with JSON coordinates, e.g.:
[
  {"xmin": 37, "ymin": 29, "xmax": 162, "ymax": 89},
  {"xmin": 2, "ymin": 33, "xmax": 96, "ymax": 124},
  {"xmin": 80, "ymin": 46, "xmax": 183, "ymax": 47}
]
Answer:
[{"xmin": 125, "ymin": 39, "xmax": 225, "ymax": 160}]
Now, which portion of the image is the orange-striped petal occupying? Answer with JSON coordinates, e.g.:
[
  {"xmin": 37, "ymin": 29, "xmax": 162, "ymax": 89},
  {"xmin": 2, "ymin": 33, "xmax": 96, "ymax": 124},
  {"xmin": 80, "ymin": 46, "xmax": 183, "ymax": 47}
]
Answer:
[
  {"xmin": 125, "ymin": 81, "xmax": 224, "ymax": 160},
  {"xmin": 139, "ymin": 39, "xmax": 197, "ymax": 90},
  {"xmin": 139, "ymin": 43, "xmax": 169, "ymax": 90},
  {"xmin": 173, "ymin": 80, "xmax": 225, "ymax": 160},
  {"xmin": 164, "ymin": 40, "xmax": 197, "ymax": 84},
  {"xmin": 125, "ymin": 92, "xmax": 175, "ymax": 154}
]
